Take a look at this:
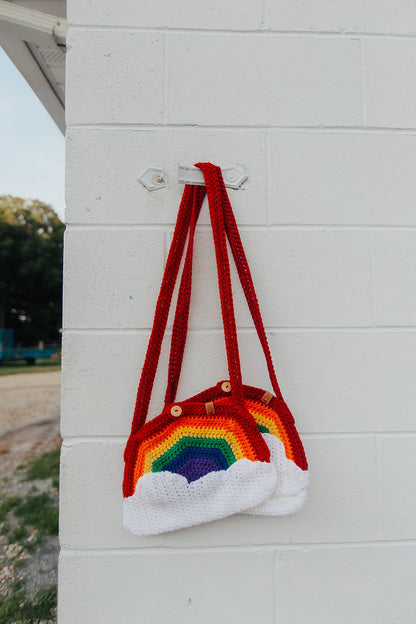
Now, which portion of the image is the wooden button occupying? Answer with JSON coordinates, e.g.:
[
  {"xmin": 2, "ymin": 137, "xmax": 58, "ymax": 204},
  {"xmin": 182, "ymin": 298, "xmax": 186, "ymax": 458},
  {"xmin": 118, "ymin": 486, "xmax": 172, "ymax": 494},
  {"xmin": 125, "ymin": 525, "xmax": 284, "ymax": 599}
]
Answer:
[
  {"xmin": 261, "ymin": 391, "xmax": 273, "ymax": 405},
  {"xmin": 170, "ymin": 405, "xmax": 183, "ymax": 417},
  {"xmin": 221, "ymin": 381, "xmax": 231, "ymax": 393}
]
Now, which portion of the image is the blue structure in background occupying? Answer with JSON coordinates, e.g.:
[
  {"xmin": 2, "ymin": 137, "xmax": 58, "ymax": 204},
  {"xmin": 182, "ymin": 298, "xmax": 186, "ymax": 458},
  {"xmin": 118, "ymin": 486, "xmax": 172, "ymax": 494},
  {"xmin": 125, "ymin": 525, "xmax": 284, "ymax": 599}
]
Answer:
[{"xmin": 0, "ymin": 329, "xmax": 57, "ymax": 365}]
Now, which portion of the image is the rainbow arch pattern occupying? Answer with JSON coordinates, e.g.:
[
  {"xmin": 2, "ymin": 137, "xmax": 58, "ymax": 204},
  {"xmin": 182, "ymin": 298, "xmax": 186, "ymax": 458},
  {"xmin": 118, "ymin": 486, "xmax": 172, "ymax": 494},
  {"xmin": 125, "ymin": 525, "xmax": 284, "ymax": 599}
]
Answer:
[{"xmin": 126, "ymin": 410, "xmax": 271, "ymax": 497}]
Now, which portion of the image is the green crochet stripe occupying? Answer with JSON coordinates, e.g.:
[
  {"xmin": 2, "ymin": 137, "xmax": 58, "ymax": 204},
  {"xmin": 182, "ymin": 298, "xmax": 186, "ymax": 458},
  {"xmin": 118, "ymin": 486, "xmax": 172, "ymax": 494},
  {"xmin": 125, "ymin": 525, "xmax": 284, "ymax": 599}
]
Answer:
[
  {"xmin": 257, "ymin": 423, "xmax": 270, "ymax": 434},
  {"xmin": 151, "ymin": 436, "xmax": 236, "ymax": 473}
]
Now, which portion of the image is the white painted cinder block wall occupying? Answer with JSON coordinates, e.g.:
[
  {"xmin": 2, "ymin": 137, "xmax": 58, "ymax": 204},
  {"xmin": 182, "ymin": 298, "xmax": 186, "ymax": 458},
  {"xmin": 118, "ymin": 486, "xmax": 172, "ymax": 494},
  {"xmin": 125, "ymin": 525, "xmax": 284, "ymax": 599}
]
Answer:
[{"xmin": 59, "ymin": 1, "xmax": 416, "ymax": 622}]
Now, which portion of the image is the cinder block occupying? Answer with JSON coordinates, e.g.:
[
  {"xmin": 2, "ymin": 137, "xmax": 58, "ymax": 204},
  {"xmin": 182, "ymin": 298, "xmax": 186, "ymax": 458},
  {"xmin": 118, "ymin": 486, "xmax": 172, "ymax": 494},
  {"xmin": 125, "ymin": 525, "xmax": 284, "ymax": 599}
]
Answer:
[
  {"xmin": 61, "ymin": 332, "xmax": 147, "ymax": 437},
  {"xmin": 270, "ymin": 331, "xmax": 416, "ymax": 433},
  {"xmin": 63, "ymin": 228, "xmax": 165, "ymax": 329},
  {"xmin": 265, "ymin": 0, "xmax": 416, "ymax": 35},
  {"xmin": 61, "ymin": 2, "xmax": 416, "ymax": 622},
  {"xmin": 378, "ymin": 436, "xmax": 416, "ymax": 540},
  {"xmin": 169, "ymin": 228, "xmax": 372, "ymax": 328},
  {"xmin": 372, "ymin": 231, "xmax": 416, "ymax": 326},
  {"xmin": 61, "ymin": 330, "xmax": 416, "ymax": 439},
  {"xmin": 269, "ymin": 131, "xmax": 416, "ymax": 225},
  {"xmin": 168, "ymin": 228, "xmax": 251, "ymax": 330},
  {"xmin": 59, "ymin": 441, "xmax": 157, "ymax": 550},
  {"xmin": 167, "ymin": 35, "xmax": 362, "ymax": 126},
  {"xmin": 169, "ymin": 224, "xmax": 371, "ymax": 330},
  {"xmin": 239, "ymin": 230, "xmax": 372, "ymax": 327},
  {"xmin": 63, "ymin": 227, "xmax": 372, "ymax": 330},
  {"xmin": 68, "ymin": 0, "xmax": 263, "ymax": 30},
  {"xmin": 59, "ymin": 436, "xmax": 378, "ymax": 549},
  {"xmin": 176, "ymin": 435, "xmax": 379, "ymax": 547},
  {"xmin": 64, "ymin": 228, "xmax": 371, "ymax": 329},
  {"xmin": 65, "ymin": 128, "xmax": 267, "ymax": 225},
  {"xmin": 58, "ymin": 550, "xmax": 274, "ymax": 624},
  {"xmin": 66, "ymin": 30, "xmax": 164, "ymax": 124},
  {"xmin": 272, "ymin": 436, "xmax": 379, "ymax": 545},
  {"xmin": 275, "ymin": 544, "xmax": 416, "ymax": 624},
  {"xmin": 60, "ymin": 331, "xmax": 231, "ymax": 437},
  {"xmin": 365, "ymin": 39, "xmax": 416, "ymax": 128}
]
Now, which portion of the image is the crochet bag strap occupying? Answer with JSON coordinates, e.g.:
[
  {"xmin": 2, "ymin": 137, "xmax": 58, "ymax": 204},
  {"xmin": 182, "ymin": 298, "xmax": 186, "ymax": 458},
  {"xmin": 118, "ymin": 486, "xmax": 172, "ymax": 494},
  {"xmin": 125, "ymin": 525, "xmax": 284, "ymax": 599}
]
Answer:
[
  {"xmin": 129, "ymin": 163, "xmax": 245, "ymax": 435},
  {"xmin": 164, "ymin": 165, "xmax": 284, "ymax": 406},
  {"xmin": 163, "ymin": 184, "xmax": 206, "ymax": 406},
  {"xmin": 218, "ymin": 177, "xmax": 284, "ymax": 401},
  {"xmin": 129, "ymin": 184, "xmax": 206, "ymax": 435},
  {"xmin": 196, "ymin": 162, "xmax": 245, "ymax": 405}
]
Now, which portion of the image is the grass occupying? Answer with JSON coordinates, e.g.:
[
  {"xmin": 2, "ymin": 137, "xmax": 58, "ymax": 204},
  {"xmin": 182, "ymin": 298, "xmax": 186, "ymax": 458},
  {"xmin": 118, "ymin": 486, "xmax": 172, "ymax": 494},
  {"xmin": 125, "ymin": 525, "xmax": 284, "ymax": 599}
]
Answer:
[
  {"xmin": 25, "ymin": 448, "xmax": 61, "ymax": 486},
  {"xmin": 0, "ymin": 495, "xmax": 20, "ymax": 522},
  {"xmin": 8, "ymin": 522, "xmax": 30, "ymax": 543},
  {"xmin": 13, "ymin": 450, "xmax": 61, "ymax": 537},
  {"xmin": 1, "ymin": 491, "xmax": 59, "ymax": 547},
  {"xmin": 0, "ymin": 448, "xmax": 61, "ymax": 622},
  {"xmin": 0, "ymin": 579, "xmax": 57, "ymax": 623},
  {"xmin": 13, "ymin": 492, "xmax": 59, "ymax": 536},
  {"xmin": 0, "ymin": 357, "xmax": 61, "ymax": 376}
]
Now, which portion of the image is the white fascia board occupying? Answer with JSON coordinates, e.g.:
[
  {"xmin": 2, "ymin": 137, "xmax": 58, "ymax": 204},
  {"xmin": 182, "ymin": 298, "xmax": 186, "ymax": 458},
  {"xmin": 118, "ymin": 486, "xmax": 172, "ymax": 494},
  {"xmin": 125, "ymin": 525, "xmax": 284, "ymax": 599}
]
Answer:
[
  {"xmin": 0, "ymin": 0, "xmax": 67, "ymax": 47},
  {"xmin": 1, "ymin": 33, "xmax": 65, "ymax": 133}
]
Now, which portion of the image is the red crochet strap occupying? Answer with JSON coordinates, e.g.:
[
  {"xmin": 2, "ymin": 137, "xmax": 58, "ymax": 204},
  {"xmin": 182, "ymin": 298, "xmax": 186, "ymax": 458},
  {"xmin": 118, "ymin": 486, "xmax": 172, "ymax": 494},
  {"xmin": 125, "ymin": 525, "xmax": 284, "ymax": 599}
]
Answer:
[
  {"xmin": 129, "ymin": 184, "xmax": 206, "ymax": 435},
  {"xmin": 165, "ymin": 167, "xmax": 284, "ymax": 404},
  {"xmin": 219, "ymin": 180, "xmax": 284, "ymax": 401},
  {"xmin": 164, "ymin": 183, "xmax": 205, "ymax": 405},
  {"xmin": 195, "ymin": 162, "xmax": 244, "ymax": 404}
]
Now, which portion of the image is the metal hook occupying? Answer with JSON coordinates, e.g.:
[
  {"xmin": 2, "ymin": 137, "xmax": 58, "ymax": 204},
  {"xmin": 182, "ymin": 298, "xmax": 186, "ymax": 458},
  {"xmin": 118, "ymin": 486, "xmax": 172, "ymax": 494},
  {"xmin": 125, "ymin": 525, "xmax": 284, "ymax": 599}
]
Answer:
[{"xmin": 178, "ymin": 165, "xmax": 248, "ymax": 190}]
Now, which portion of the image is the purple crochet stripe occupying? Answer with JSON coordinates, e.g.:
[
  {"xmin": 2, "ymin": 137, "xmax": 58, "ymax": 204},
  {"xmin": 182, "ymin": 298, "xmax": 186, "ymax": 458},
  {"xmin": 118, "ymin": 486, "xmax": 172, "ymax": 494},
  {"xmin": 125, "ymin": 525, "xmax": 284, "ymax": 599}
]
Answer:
[{"xmin": 171, "ymin": 457, "xmax": 223, "ymax": 483}]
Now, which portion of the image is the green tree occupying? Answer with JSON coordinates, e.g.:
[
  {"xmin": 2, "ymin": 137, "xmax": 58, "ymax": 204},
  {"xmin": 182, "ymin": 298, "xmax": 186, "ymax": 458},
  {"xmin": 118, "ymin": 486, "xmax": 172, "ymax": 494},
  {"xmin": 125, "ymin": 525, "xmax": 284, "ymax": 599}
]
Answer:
[{"xmin": 0, "ymin": 196, "xmax": 64, "ymax": 345}]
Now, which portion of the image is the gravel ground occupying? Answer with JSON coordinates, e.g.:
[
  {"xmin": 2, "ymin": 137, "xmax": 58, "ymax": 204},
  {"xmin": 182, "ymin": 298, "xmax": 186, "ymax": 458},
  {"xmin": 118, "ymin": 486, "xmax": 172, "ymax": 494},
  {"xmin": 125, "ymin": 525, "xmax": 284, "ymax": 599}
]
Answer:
[
  {"xmin": 0, "ymin": 371, "xmax": 61, "ymax": 478},
  {"xmin": 0, "ymin": 371, "xmax": 61, "ymax": 623},
  {"xmin": 0, "ymin": 370, "xmax": 61, "ymax": 433},
  {"xmin": 0, "ymin": 473, "xmax": 60, "ymax": 600}
]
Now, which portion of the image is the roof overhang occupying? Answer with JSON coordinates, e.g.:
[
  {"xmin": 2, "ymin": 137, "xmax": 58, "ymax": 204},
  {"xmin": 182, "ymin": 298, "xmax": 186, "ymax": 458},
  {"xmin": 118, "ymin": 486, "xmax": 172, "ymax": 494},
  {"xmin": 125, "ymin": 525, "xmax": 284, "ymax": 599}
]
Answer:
[{"xmin": 0, "ymin": 0, "xmax": 67, "ymax": 133}]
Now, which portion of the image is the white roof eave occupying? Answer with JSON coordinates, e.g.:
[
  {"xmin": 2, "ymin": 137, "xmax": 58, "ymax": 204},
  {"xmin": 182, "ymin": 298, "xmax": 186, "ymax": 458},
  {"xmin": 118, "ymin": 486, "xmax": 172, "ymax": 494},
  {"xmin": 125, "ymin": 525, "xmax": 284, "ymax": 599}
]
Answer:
[{"xmin": 0, "ymin": 0, "xmax": 67, "ymax": 133}]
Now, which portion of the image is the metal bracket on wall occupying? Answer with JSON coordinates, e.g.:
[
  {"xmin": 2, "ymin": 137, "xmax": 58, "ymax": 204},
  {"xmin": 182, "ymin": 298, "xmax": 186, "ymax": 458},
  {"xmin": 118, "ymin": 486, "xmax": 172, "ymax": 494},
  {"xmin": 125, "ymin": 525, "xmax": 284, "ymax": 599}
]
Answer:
[
  {"xmin": 138, "ymin": 164, "xmax": 248, "ymax": 191},
  {"xmin": 178, "ymin": 165, "xmax": 247, "ymax": 189},
  {"xmin": 138, "ymin": 166, "xmax": 168, "ymax": 191}
]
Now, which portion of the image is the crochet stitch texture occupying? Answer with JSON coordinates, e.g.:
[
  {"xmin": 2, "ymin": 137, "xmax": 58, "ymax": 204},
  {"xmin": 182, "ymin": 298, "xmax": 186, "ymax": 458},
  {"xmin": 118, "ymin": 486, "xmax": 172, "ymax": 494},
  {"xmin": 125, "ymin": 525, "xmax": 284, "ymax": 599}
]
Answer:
[
  {"xmin": 123, "ymin": 163, "xmax": 308, "ymax": 535},
  {"xmin": 164, "ymin": 163, "xmax": 309, "ymax": 516}
]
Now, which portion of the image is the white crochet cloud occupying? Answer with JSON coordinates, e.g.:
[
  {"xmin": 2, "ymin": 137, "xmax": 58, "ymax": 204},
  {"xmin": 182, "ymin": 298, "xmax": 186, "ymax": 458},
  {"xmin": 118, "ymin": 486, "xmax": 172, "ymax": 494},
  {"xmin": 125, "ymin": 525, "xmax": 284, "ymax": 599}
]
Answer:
[
  {"xmin": 123, "ymin": 458, "xmax": 277, "ymax": 536},
  {"xmin": 243, "ymin": 434, "xmax": 309, "ymax": 516}
]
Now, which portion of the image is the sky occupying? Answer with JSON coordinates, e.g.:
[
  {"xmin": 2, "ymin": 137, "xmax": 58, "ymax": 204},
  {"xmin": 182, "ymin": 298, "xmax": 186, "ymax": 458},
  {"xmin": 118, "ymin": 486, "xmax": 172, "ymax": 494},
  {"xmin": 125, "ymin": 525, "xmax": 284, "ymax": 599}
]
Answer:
[{"xmin": 0, "ymin": 47, "xmax": 65, "ymax": 221}]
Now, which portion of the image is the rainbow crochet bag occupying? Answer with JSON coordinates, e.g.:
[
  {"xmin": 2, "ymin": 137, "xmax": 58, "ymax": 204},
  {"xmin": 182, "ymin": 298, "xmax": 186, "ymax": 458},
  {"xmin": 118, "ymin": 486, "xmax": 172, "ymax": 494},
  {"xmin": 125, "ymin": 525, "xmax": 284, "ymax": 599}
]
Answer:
[
  {"xmin": 123, "ymin": 166, "xmax": 278, "ymax": 535},
  {"xmin": 166, "ymin": 163, "xmax": 309, "ymax": 516}
]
